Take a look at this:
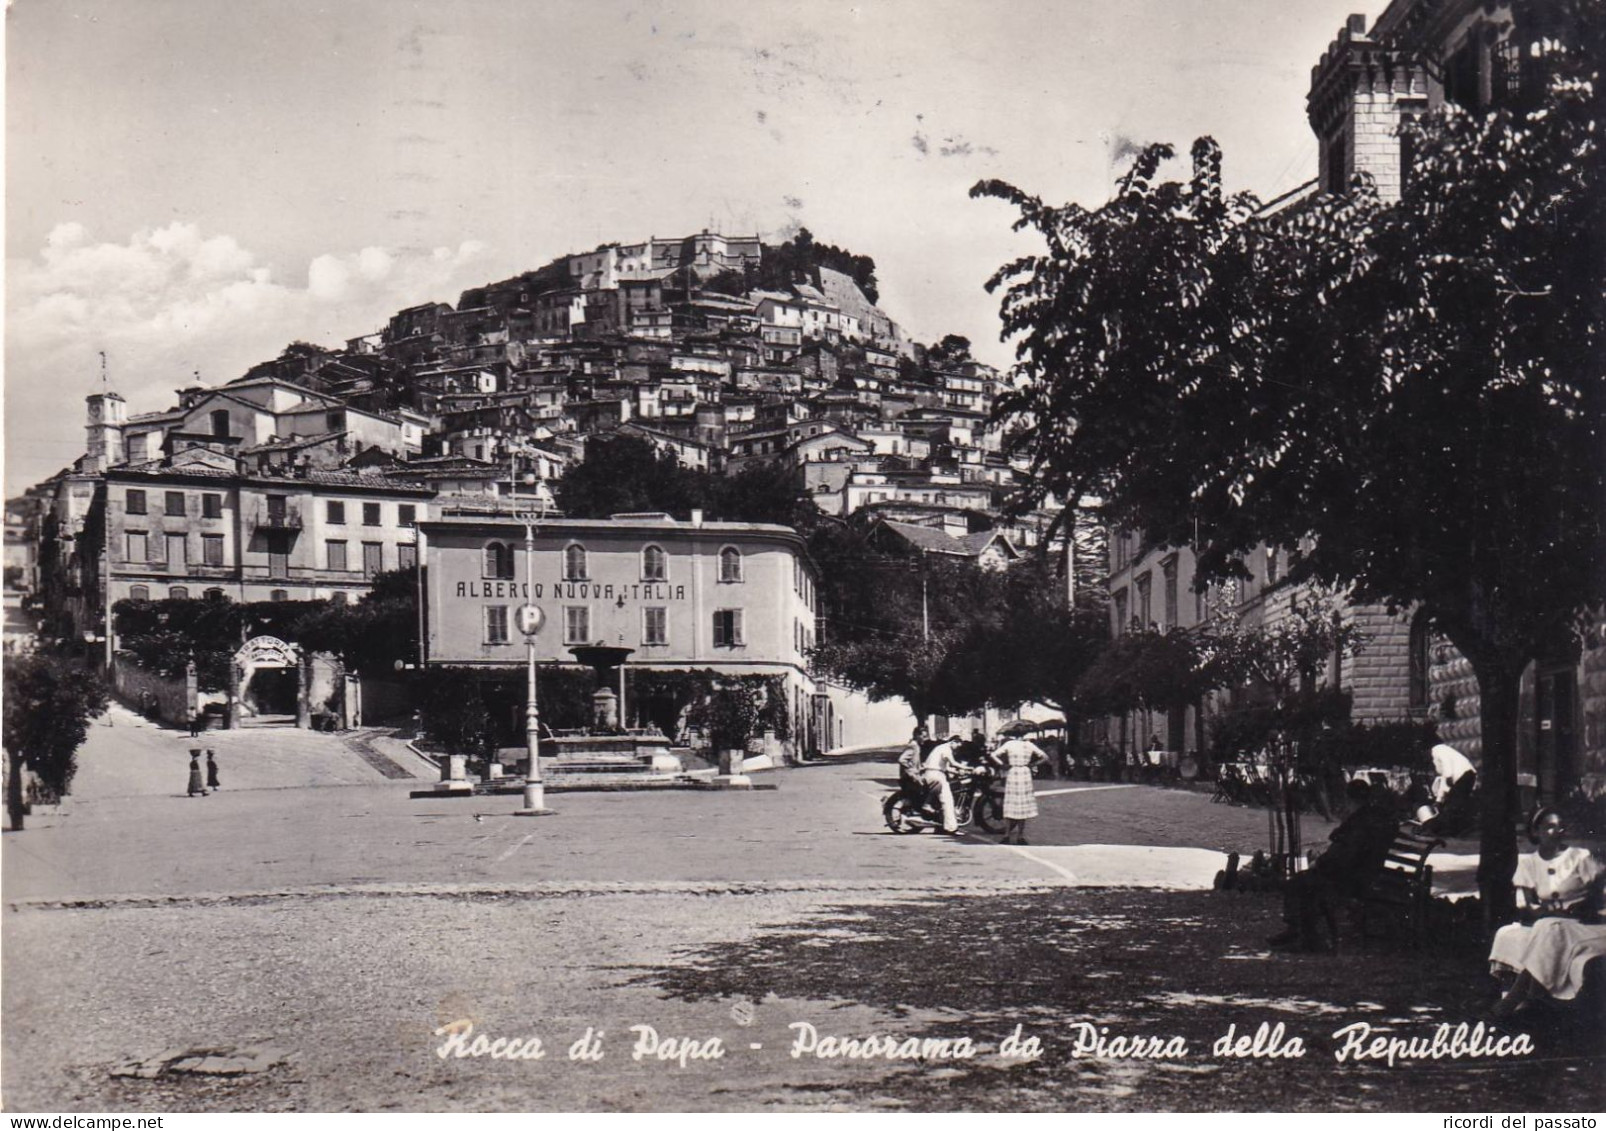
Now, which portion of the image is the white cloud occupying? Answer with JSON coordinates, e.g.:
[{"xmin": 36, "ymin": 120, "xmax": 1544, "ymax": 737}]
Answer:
[{"xmin": 4, "ymin": 222, "xmax": 490, "ymax": 490}]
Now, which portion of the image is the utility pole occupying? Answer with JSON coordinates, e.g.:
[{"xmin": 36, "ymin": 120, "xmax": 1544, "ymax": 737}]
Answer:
[
  {"xmin": 101, "ymin": 484, "xmax": 113, "ymax": 673},
  {"xmin": 921, "ymin": 566, "xmax": 929, "ymax": 642}
]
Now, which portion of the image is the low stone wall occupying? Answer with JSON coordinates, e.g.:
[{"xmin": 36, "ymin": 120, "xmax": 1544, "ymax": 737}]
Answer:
[{"xmin": 112, "ymin": 654, "xmax": 196, "ymax": 727}]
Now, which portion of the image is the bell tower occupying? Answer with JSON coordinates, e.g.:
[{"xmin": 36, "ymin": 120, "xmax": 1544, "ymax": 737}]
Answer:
[{"xmin": 85, "ymin": 390, "xmax": 127, "ymax": 472}]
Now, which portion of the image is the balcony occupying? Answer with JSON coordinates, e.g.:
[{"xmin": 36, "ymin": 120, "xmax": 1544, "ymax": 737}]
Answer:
[{"xmin": 250, "ymin": 504, "xmax": 303, "ymax": 531}]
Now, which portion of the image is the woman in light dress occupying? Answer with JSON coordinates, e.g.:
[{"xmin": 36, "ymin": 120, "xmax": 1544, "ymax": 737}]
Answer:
[
  {"xmin": 991, "ymin": 736, "xmax": 1049, "ymax": 845},
  {"xmin": 1487, "ymin": 807, "xmax": 1605, "ymax": 1019}
]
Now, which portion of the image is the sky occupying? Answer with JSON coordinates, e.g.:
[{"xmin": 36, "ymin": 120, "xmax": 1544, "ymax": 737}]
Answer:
[{"xmin": 4, "ymin": 0, "xmax": 1375, "ymax": 493}]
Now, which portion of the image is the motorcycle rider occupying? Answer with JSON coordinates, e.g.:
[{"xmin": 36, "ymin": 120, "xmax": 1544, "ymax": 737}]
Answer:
[
  {"xmin": 897, "ymin": 725, "xmax": 929, "ymax": 799},
  {"xmin": 921, "ymin": 732, "xmax": 967, "ymax": 834}
]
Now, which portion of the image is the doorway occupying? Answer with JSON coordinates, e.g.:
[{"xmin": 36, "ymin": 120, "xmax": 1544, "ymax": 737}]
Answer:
[{"xmin": 244, "ymin": 667, "xmax": 299, "ymax": 722}]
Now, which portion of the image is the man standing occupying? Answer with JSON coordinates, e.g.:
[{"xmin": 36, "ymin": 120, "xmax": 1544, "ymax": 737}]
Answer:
[{"xmin": 921, "ymin": 734, "xmax": 965, "ymax": 834}]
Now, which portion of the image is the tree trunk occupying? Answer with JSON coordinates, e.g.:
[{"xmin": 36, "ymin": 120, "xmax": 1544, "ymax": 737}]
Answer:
[
  {"xmin": 1472, "ymin": 657, "xmax": 1523, "ymax": 931},
  {"xmin": 1060, "ymin": 704, "xmax": 1082, "ymax": 778},
  {"xmin": 7, "ymin": 750, "xmax": 25, "ymax": 831},
  {"xmin": 1194, "ymin": 696, "xmax": 1208, "ymax": 773}
]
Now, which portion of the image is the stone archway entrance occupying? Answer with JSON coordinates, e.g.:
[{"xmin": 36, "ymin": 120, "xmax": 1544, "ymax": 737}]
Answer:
[{"xmin": 231, "ymin": 635, "xmax": 305, "ymax": 728}]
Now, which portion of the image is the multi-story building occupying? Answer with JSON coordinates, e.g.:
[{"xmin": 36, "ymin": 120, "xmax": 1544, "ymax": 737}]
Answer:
[
  {"xmin": 1302, "ymin": 1, "xmax": 1600, "ymax": 805},
  {"xmin": 113, "ymin": 379, "xmax": 423, "ymax": 468},
  {"xmin": 96, "ymin": 459, "xmax": 434, "ymax": 608},
  {"xmin": 4, "ymin": 496, "xmax": 43, "ymax": 593},
  {"xmin": 1089, "ymin": 1, "xmax": 1600, "ymax": 807},
  {"xmin": 418, "ymin": 510, "xmax": 829, "ymax": 754}
]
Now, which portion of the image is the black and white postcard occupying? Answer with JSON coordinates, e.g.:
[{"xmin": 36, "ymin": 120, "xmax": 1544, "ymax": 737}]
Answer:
[{"xmin": 4, "ymin": 0, "xmax": 1602, "ymax": 1118}]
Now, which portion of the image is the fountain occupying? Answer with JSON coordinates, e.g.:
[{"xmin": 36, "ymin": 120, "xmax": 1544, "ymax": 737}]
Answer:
[
  {"xmin": 527, "ymin": 644, "xmax": 689, "ymax": 784},
  {"xmin": 569, "ymin": 644, "xmax": 634, "ymax": 729}
]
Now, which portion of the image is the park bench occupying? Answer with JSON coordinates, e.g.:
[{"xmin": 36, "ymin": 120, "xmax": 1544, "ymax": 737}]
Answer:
[{"xmin": 1347, "ymin": 824, "xmax": 1444, "ymax": 945}]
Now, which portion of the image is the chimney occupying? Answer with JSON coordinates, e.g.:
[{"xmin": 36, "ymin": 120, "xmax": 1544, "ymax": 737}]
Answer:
[{"xmin": 690, "ymin": 509, "xmax": 704, "ymax": 527}]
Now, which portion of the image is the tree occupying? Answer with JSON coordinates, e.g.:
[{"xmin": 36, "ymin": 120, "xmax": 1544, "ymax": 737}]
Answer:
[
  {"xmin": 113, "ymin": 594, "xmax": 240, "ymax": 692},
  {"xmin": 945, "ymin": 554, "xmax": 1108, "ymax": 747},
  {"xmin": 556, "ymin": 434, "xmax": 712, "ymax": 519},
  {"xmin": 972, "ymin": 0, "xmax": 1604, "ymax": 919},
  {"xmin": 558, "ymin": 432, "xmax": 823, "ymax": 530},
  {"xmin": 927, "ymin": 334, "xmax": 974, "ymax": 368},
  {"xmin": 3, "ymin": 654, "xmax": 109, "ymax": 830},
  {"xmin": 1076, "ymin": 628, "xmax": 1209, "ymax": 722},
  {"xmin": 689, "ymin": 684, "xmax": 762, "ymax": 754},
  {"xmin": 808, "ymin": 519, "xmax": 1015, "ymax": 721},
  {"xmin": 709, "ymin": 462, "xmax": 814, "ymax": 528},
  {"xmin": 417, "ymin": 668, "xmax": 493, "ymax": 761},
  {"xmin": 291, "ymin": 567, "xmax": 419, "ymax": 676}
]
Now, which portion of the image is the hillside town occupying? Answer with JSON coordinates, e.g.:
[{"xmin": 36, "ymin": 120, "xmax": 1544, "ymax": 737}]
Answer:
[
  {"xmin": 2, "ymin": 224, "xmax": 1091, "ymax": 757},
  {"xmin": 2, "ymin": 0, "xmax": 1602, "ymax": 1117}
]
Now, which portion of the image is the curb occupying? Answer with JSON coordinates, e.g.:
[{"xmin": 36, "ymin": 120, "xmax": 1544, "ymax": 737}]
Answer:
[
  {"xmin": 406, "ymin": 739, "xmax": 441, "ymax": 770},
  {"xmin": 9, "ymin": 878, "xmax": 1071, "ymax": 913}
]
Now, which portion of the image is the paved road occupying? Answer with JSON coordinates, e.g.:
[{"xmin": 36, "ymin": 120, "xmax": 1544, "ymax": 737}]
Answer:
[
  {"xmin": 5, "ymin": 715, "xmax": 1481, "ymax": 905},
  {"xmin": 6, "ymin": 723, "xmax": 1541, "ymax": 1113},
  {"xmin": 6, "ymin": 713, "xmax": 1344, "ymax": 905}
]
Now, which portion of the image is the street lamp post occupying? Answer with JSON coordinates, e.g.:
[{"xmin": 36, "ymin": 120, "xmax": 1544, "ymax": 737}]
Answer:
[{"xmin": 511, "ymin": 456, "xmax": 554, "ymax": 817}]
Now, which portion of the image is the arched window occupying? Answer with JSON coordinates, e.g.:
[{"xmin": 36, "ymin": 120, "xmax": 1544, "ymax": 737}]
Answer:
[
  {"xmin": 270, "ymin": 589, "xmax": 288, "ymax": 603},
  {"xmin": 204, "ymin": 588, "xmax": 225, "ymax": 601},
  {"xmin": 642, "ymin": 544, "xmax": 666, "ymax": 581},
  {"xmin": 129, "ymin": 585, "xmax": 150, "ymax": 601},
  {"xmin": 719, "ymin": 546, "xmax": 743, "ymax": 583},
  {"xmin": 564, "ymin": 543, "xmax": 588, "ymax": 581},
  {"xmin": 169, "ymin": 586, "xmax": 190, "ymax": 600},
  {"xmin": 330, "ymin": 591, "xmax": 348, "ymax": 606},
  {"xmin": 483, "ymin": 541, "xmax": 514, "ymax": 580},
  {"xmin": 1408, "ymin": 609, "xmax": 1432, "ymax": 709}
]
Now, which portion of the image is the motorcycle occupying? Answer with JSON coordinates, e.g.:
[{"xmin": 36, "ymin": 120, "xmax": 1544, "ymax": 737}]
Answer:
[{"xmin": 883, "ymin": 762, "xmax": 1001, "ymax": 834}]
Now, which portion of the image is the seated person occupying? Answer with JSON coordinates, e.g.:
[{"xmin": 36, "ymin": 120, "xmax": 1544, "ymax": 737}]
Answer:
[
  {"xmin": 1487, "ymin": 808, "xmax": 1606, "ymax": 1019},
  {"xmin": 920, "ymin": 735, "xmax": 967, "ymax": 834},
  {"xmin": 1430, "ymin": 744, "xmax": 1476, "ymax": 804},
  {"xmin": 1268, "ymin": 779, "xmax": 1401, "ymax": 952},
  {"xmin": 1405, "ymin": 771, "xmax": 1438, "ymax": 822},
  {"xmin": 896, "ymin": 726, "xmax": 930, "ymax": 798},
  {"xmin": 1426, "ymin": 768, "xmax": 1478, "ymax": 836}
]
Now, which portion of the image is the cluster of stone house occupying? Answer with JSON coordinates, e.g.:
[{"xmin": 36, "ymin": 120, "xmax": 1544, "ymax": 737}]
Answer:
[
  {"xmin": 16, "ymin": 227, "xmax": 1067, "ymax": 752},
  {"xmin": 1102, "ymin": 0, "xmax": 1603, "ymax": 812}
]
